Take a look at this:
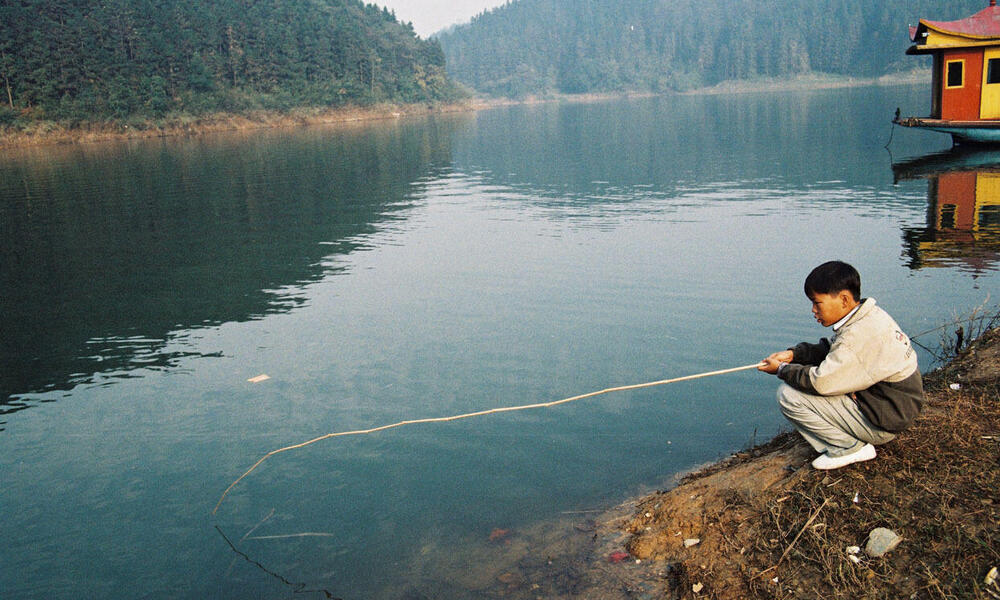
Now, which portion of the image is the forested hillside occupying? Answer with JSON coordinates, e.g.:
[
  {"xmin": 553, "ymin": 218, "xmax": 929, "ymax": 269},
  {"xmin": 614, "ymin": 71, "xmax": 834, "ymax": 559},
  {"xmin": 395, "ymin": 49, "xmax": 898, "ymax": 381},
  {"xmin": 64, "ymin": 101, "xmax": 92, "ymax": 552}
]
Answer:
[
  {"xmin": 0, "ymin": 0, "xmax": 463, "ymax": 124},
  {"xmin": 438, "ymin": 0, "xmax": 986, "ymax": 97}
]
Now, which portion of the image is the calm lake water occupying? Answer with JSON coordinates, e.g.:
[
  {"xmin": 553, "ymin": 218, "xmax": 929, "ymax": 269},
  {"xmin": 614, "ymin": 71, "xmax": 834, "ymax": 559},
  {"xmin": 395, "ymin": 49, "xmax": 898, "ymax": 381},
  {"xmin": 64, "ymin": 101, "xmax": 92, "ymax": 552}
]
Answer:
[{"xmin": 2, "ymin": 85, "xmax": 998, "ymax": 599}]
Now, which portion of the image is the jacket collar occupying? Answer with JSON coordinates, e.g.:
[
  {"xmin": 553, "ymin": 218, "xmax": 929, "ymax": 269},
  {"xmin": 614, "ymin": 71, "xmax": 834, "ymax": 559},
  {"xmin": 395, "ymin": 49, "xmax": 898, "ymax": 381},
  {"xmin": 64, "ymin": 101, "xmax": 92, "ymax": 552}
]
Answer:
[{"xmin": 834, "ymin": 297, "xmax": 874, "ymax": 331}]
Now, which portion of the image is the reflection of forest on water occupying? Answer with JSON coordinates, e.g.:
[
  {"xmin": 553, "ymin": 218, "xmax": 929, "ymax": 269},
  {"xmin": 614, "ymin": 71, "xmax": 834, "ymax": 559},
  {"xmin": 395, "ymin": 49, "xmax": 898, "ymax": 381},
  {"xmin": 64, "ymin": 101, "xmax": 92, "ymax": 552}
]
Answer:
[
  {"xmin": 895, "ymin": 148, "xmax": 1000, "ymax": 275},
  {"xmin": 0, "ymin": 119, "xmax": 461, "ymax": 420}
]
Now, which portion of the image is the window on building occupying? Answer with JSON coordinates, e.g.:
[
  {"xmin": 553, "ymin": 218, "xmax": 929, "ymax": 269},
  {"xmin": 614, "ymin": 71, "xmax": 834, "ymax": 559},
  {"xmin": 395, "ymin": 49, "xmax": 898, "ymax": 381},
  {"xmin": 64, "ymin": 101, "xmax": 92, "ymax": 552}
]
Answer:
[
  {"xmin": 946, "ymin": 60, "xmax": 964, "ymax": 88},
  {"xmin": 988, "ymin": 58, "xmax": 1000, "ymax": 84}
]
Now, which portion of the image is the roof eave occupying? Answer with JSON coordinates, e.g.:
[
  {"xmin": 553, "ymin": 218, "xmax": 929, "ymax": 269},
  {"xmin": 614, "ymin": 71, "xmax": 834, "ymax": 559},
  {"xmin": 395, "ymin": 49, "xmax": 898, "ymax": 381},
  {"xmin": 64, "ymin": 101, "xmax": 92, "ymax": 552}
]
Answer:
[
  {"xmin": 924, "ymin": 24, "xmax": 1000, "ymax": 41},
  {"xmin": 909, "ymin": 39, "xmax": 1000, "ymax": 55}
]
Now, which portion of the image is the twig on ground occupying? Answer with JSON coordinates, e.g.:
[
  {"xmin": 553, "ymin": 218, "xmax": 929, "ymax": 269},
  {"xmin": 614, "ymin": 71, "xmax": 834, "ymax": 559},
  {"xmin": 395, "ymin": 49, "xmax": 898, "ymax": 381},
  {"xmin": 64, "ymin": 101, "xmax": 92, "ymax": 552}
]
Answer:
[{"xmin": 755, "ymin": 498, "xmax": 829, "ymax": 578}]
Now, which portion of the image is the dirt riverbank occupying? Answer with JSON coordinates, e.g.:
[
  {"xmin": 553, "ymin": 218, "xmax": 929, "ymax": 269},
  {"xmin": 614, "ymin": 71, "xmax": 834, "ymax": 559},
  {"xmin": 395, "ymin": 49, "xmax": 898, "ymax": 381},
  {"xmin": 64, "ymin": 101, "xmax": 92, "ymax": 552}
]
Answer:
[
  {"xmin": 0, "ymin": 101, "xmax": 496, "ymax": 148},
  {"xmin": 425, "ymin": 328, "xmax": 998, "ymax": 600},
  {"xmin": 683, "ymin": 70, "xmax": 926, "ymax": 96},
  {"xmin": 0, "ymin": 72, "xmax": 923, "ymax": 149}
]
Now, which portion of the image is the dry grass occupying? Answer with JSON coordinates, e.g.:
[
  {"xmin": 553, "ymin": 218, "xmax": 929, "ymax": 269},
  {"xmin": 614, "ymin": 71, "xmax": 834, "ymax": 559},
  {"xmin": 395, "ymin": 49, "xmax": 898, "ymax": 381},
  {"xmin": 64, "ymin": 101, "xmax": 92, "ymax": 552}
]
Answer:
[
  {"xmin": 621, "ymin": 328, "xmax": 1000, "ymax": 600},
  {"xmin": 740, "ymin": 381, "xmax": 998, "ymax": 599}
]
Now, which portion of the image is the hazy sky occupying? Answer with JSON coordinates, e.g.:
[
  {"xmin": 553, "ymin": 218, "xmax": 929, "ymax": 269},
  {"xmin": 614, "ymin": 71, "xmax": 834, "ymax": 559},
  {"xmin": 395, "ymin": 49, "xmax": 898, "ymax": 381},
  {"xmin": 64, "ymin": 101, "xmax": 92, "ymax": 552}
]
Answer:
[{"xmin": 374, "ymin": 0, "xmax": 508, "ymax": 37}]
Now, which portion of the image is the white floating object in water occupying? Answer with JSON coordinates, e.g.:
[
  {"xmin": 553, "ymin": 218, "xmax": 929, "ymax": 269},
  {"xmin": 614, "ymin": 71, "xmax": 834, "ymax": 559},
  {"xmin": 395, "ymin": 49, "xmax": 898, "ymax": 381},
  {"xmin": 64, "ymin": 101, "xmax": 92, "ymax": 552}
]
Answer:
[{"xmin": 248, "ymin": 374, "xmax": 271, "ymax": 383}]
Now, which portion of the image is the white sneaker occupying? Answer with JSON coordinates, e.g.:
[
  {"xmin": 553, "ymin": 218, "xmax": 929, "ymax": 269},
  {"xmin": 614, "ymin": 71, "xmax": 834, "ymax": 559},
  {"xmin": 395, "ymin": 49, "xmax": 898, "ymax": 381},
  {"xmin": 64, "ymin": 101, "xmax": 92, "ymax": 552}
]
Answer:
[{"xmin": 811, "ymin": 443, "xmax": 877, "ymax": 470}]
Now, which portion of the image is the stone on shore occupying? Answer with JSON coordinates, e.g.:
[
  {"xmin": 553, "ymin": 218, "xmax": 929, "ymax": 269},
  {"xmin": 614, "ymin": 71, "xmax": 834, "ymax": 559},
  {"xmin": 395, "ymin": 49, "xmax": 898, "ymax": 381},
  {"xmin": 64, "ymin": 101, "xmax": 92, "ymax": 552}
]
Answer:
[{"xmin": 865, "ymin": 528, "xmax": 902, "ymax": 557}]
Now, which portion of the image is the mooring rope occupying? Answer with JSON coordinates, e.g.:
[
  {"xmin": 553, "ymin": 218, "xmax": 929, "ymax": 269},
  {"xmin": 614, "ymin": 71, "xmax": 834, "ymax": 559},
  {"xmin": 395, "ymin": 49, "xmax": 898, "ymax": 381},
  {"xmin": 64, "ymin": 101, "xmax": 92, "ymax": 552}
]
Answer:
[{"xmin": 213, "ymin": 362, "xmax": 764, "ymax": 514}]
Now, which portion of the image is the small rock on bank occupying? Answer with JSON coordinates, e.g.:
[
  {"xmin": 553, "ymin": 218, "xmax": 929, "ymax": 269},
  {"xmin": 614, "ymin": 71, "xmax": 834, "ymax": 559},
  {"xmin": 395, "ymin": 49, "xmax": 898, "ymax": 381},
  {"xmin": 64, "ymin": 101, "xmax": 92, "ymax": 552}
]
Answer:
[{"xmin": 865, "ymin": 527, "xmax": 902, "ymax": 557}]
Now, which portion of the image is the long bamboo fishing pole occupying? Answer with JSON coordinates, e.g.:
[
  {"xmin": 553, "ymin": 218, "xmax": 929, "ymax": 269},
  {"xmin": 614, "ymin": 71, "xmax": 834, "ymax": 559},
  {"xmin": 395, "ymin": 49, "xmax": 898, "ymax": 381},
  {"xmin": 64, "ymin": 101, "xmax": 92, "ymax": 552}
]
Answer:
[{"xmin": 213, "ymin": 362, "xmax": 765, "ymax": 514}]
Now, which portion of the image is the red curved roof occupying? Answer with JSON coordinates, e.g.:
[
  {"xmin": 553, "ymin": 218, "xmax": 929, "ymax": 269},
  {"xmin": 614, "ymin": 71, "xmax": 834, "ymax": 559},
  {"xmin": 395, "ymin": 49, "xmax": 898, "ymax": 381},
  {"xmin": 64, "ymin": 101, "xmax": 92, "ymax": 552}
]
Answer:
[{"xmin": 918, "ymin": 4, "xmax": 1000, "ymax": 40}]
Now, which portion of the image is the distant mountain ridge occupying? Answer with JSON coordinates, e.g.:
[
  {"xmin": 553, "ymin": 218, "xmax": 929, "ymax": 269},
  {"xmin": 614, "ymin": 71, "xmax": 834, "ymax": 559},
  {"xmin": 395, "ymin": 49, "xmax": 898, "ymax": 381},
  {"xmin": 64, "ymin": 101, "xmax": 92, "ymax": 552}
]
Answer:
[
  {"xmin": 0, "ymin": 0, "xmax": 463, "ymax": 124},
  {"xmin": 437, "ymin": 0, "xmax": 987, "ymax": 97}
]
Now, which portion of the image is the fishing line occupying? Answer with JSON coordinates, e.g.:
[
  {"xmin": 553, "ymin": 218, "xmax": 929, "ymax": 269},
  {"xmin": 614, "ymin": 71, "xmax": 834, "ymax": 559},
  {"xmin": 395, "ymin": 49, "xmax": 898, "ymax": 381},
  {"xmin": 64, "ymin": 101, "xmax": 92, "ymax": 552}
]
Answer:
[
  {"xmin": 215, "ymin": 525, "xmax": 343, "ymax": 599},
  {"xmin": 885, "ymin": 107, "xmax": 900, "ymax": 149},
  {"xmin": 213, "ymin": 362, "xmax": 765, "ymax": 514},
  {"xmin": 884, "ymin": 121, "xmax": 897, "ymax": 149}
]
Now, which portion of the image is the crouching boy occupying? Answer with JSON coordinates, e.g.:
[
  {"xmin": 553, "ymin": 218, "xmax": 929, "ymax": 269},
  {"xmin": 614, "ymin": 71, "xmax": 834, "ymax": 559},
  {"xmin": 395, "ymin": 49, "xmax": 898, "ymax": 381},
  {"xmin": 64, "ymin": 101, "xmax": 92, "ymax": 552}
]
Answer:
[{"xmin": 759, "ymin": 261, "xmax": 924, "ymax": 470}]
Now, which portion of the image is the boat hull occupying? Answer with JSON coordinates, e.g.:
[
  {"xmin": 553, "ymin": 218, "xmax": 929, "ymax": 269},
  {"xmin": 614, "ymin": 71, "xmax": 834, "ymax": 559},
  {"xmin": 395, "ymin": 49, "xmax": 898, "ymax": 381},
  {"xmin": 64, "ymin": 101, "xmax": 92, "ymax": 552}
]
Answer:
[{"xmin": 895, "ymin": 117, "xmax": 1000, "ymax": 145}]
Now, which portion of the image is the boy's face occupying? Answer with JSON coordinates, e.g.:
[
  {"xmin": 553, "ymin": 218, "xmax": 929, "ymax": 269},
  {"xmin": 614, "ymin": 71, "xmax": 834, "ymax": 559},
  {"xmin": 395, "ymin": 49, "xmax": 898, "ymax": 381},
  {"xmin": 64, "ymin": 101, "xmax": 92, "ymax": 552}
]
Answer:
[{"xmin": 808, "ymin": 291, "xmax": 858, "ymax": 327}]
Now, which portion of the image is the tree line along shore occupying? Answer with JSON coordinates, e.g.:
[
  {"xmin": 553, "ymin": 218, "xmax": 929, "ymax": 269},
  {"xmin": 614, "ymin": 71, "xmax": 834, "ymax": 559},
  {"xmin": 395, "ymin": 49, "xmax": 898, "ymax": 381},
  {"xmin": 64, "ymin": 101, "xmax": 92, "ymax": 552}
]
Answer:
[
  {"xmin": 1, "ymin": 0, "xmax": 959, "ymax": 149},
  {"xmin": 0, "ymin": 0, "xmax": 463, "ymax": 146}
]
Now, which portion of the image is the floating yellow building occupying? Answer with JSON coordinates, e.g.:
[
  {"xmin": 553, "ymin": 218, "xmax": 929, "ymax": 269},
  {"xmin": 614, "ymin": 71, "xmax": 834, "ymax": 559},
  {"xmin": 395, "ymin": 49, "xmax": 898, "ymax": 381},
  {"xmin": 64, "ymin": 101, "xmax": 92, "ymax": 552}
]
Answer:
[{"xmin": 896, "ymin": 1, "xmax": 1000, "ymax": 144}]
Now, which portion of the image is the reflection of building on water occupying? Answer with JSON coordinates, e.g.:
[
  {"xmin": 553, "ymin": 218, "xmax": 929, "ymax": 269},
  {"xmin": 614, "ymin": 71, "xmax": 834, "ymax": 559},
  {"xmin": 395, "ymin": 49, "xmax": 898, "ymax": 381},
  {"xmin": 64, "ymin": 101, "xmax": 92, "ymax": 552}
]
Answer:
[{"xmin": 895, "ymin": 150, "xmax": 1000, "ymax": 274}]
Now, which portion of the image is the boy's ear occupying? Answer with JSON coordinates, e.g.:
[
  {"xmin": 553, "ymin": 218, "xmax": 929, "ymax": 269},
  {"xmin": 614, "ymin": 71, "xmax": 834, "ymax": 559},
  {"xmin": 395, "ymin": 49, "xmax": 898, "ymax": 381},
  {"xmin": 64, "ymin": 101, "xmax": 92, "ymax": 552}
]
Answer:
[{"xmin": 838, "ymin": 290, "xmax": 855, "ymax": 307}]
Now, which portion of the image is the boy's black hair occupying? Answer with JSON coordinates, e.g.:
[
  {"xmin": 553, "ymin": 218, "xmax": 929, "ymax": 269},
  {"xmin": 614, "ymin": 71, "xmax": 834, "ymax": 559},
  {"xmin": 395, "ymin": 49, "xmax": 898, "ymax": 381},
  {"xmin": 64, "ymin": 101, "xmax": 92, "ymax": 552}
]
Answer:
[{"xmin": 804, "ymin": 261, "xmax": 861, "ymax": 301}]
